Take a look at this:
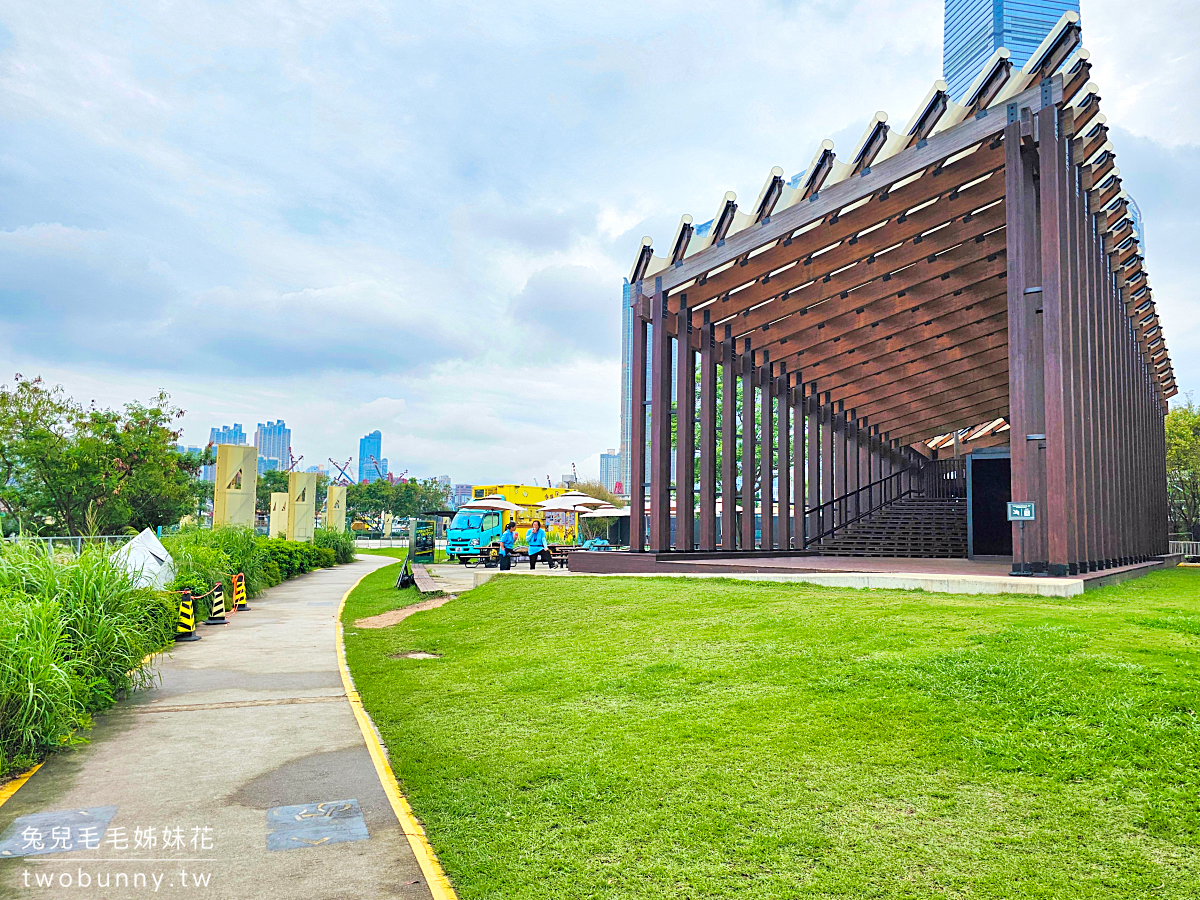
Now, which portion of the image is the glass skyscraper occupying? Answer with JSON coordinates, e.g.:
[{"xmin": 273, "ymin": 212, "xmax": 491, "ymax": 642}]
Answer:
[
  {"xmin": 358, "ymin": 430, "xmax": 388, "ymax": 483},
  {"xmin": 944, "ymin": 0, "xmax": 1081, "ymax": 99}
]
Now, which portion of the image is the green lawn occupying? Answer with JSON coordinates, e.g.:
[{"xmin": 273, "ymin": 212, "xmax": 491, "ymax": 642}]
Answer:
[{"xmin": 342, "ymin": 565, "xmax": 1200, "ymax": 899}]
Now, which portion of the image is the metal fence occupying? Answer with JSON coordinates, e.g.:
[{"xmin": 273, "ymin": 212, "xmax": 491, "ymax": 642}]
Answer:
[
  {"xmin": 1169, "ymin": 541, "xmax": 1200, "ymax": 558},
  {"xmin": 2, "ymin": 534, "xmax": 137, "ymax": 555}
]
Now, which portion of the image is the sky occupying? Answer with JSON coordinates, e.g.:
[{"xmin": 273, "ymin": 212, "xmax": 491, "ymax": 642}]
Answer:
[{"xmin": 1, "ymin": 0, "xmax": 1196, "ymax": 486}]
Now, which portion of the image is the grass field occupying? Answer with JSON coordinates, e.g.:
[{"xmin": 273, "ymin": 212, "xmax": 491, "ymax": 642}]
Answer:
[{"xmin": 342, "ymin": 565, "xmax": 1200, "ymax": 899}]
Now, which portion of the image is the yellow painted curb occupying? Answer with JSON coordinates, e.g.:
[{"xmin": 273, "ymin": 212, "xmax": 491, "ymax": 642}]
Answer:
[
  {"xmin": 0, "ymin": 763, "xmax": 42, "ymax": 810},
  {"xmin": 336, "ymin": 567, "xmax": 458, "ymax": 900}
]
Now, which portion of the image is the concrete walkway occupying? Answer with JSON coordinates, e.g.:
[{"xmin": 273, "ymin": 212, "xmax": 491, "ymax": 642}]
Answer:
[{"xmin": 0, "ymin": 556, "xmax": 437, "ymax": 900}]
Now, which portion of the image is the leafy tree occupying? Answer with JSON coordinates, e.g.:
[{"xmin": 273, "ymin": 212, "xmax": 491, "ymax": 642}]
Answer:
[
  {"xmin": 572, "ymin": 479, "xmax": 625, "ymax": 540},
  {"xmin": 0, "ymin": 376, "xmax": 200, "ymax": 535},
  {"xmin": 345, "ymin": 477, "xmax": 451, "ymax": 525},
  {"xmin": 1166, "ymin": 396, "xmax": 1200, "ymax": 541}
]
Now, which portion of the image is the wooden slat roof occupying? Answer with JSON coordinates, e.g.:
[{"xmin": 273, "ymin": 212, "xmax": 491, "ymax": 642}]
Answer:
[{"xmin": 631, "ymin": 11, "xmax": 1174, "ymax": 445}]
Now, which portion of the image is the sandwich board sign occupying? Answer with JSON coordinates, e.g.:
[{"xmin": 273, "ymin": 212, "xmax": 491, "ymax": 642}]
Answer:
[{"xmin": 1007, "ymin": 502, "xmax": 1035, "ymax": 521}]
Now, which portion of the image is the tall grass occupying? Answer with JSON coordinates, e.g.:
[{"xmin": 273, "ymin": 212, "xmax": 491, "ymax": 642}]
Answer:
[
  {"xmin": 163, "ymin": 525, "xmax": 269, "ymax": 597},
  {"xmin": 314, "ymin": 528, "xmax": 356, "ymax": 564},
  {"xmin": 0, "ymin": 543, "xmax": 174, "ymax": 777}
]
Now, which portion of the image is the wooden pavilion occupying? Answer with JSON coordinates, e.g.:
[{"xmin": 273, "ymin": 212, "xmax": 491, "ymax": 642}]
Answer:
[{"xmin": 624, "ymin": 13, "xmax": 1174, "ymax": 577}]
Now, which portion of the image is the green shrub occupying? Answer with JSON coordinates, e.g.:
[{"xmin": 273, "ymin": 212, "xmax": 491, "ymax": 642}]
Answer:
[
  {"xmin": 256, "ymin": 539, "xmax": 337, "ymax": 580},
  {"xmin": 314, "ymin": 528, "xmax": 356, "ymax": 564},
  {"xmin": 0, "ymin": 543, "xmax": 173, "ymax": 777}
]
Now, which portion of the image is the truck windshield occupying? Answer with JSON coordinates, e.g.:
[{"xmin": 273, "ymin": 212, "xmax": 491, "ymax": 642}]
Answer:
[{"xmin": 450, "ymin": 512, "xmax": 483, "ymax": 530}]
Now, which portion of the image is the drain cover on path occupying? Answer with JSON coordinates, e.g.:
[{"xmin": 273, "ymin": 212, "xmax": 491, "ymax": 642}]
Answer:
[
  {"xmin": 0, "ymin": 807, "xmax": 119, "ymax": 857},
  {"xmin": 265, "ymin": 799, "xmax": 368, "ymax": 851}
]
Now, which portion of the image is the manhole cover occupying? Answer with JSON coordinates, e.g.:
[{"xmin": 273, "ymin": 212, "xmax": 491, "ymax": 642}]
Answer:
[{"xmin": 390, "ymin": 651, "xmax": 441, "ymax": 660}]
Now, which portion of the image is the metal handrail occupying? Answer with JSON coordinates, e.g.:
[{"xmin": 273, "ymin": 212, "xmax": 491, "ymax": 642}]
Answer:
[
  {"xmin": 802, "ymin": 469, "xmax": 920, "ymax": 548},
  {"xmin": 1169, "ymin": 540, "xmax": 1200, "ymax": 557}
]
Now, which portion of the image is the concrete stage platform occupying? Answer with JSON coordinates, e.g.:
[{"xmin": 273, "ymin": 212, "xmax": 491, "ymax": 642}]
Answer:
[{"xmin": 558, "ymin": 551, "xmax": 1183, "ymax": 597}]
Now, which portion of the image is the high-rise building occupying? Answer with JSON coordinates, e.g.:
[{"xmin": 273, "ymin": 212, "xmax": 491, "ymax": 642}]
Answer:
[
  {"xmin": 944, "ymin": 0, "xmax": 1080, "ymax": 99},
  {"xmin": 451, "ymin": 484, "xmax": 475, "ymax": 509},
  {"xmin": 255, "ymin": 420, "xmax": 291, "ymax": 470},
  {"xmin": 205, "ymin": 424, "xmax": 246, "ymax": 482},
  {"xmin": 600, "ymin": 449, "xmax": 621, "ymax": 495},
  {"xmin": 209, "ymin": 424, "xmax": 246, "ymax": 446},
  {"xmin": 358, "ymin": 431, "xmax": 388, "ymax": 482},
  {"xmin": 257, "ymin": 457, "xmax": 280, "ymax": 476}
]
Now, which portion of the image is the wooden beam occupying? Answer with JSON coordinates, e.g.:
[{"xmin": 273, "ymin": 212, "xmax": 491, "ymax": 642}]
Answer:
[
  {"xmin": 675, "ymin": 153, "xmax": 1006, "ymax": 315},
  {"xmin": 653, "ymin": 77, "xmax": 1061, "ymax": 295},
  {"xmin": 716, "ymin": 202, "xmax": 1007, "ymax": 343}
]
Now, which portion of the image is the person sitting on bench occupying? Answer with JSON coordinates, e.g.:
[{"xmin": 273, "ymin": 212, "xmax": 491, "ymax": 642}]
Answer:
[
  {"xmin": 526, "ymin": 520, "xmax": 556, "ymax": 570},
  {"xmin": 499, "ymin": 521, "xmax": 517, "ymax": 571}
]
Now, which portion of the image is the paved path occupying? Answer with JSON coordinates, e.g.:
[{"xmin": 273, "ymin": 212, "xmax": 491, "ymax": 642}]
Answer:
[{"xmin": 0, "ymin": 556, "xmax": 437, "ymax": 900}]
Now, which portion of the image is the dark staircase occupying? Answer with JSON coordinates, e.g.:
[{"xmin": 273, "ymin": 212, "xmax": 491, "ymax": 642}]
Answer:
[{"xmin": 815, "ymin": 497, "xmax": 968, "ymax": 558}]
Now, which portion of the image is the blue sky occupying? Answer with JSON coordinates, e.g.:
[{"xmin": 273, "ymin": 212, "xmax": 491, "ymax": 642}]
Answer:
[{"xmin": 0, "ymin": 0, "xmax": 1195, "ymax": 484}]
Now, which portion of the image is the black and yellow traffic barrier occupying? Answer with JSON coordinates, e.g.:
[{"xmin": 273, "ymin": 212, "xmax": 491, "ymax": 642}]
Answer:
[
  {"xmin": 174, "ymin": 591, "xmax": 201, "ymax": 642},
  {"xmin": 204, "ymin": 583, "xmax": 226, "ymax": 625},
  {"xmin": 233, "ymin": 573, "xmax": 249, "ymax": 611}
]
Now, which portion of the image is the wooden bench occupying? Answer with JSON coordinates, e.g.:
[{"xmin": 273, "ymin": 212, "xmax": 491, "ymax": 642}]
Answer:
[{"xmin": 411, "ymin": 564, "xmax": 441, "ymax": 594}]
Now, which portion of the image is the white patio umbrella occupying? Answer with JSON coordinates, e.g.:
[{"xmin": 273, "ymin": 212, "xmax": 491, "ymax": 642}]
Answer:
[
  {"xmin": 580, "ymin": 506, "xmax": 630, "ymax": 517},
  {"xmin": 459, "ymin": 494, "xmax": 523, "ymax": 512}
]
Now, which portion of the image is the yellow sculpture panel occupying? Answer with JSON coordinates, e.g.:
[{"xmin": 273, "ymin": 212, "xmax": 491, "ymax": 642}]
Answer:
[
  {"xmin": 287, "ymin": 472, "xmax": 317, "ymax": 543},
  {"xmin": 326, "ymin": 485, "xmax": 347, "ymax": 533},
  {"xmin": 213, "ymin": 445, "xmax": 258, "ymax": 528},
  {"xmin": 269, "ymin": 492, "xmax": 289, "ymax": 539}
]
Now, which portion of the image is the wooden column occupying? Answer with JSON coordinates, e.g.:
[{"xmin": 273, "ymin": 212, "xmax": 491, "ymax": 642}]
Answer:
[
  {"xmin": 759, "ymin": 355, "xmax": 774, "ymax": 551},
  {"xmin": 721, "ymin": 329, "xmax": 737, "ymax": 550},
  {"xmin": 807, "ymin": 384, "xmax": 820, "ymax": 547},
  {"xmin": 741, "ymin": 340, "xmax": 756, "ymax": 551},
  {"xmin": 792, "ymin": 373, "xmax": 805, "ymax": 549},
  {"xmin": 1076, "ymin": 163, "xmax": 1101, "ymax": 569},
  {"xmin": 778, "ymin": 364, "xmax": 792, "ymax": 551},
  {"xmin": 1005, "ymin": 118, "xmax": 1045, "ymax": 572},
  {"xmin": 1064, "ymin": 140, "xmax": 1093, "ymax": 572},
  {"xmin": 834, "ymin": 402, "xmax": 848, "ymax": 526},
  {"xmin": 649, "ymin": 279, "xmax": 672, "ymax": 552},
  {"xmin": 675, "ymin": 306, "xmax": 695, "ymax": 552},
  {"xmin": 1038, "ymin": 104, "xmax": 1078, "ymax": 577},
  {"xmin": 698, "ymin": 316, "xmax": 717, "ymax": 551},
  {"xmin": 629, "ymin": 282, "xmax": 648, "ymax": 552},
  {"xmin": 821, "ymin": 395, "xmax": 835, "ymax": 539}
]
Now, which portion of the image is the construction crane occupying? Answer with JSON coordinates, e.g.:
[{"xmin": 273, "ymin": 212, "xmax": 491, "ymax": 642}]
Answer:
[
  {"xmin": 368, "ymin": 455, "xmax": 397, "ymax": 484},
  {"xmin": 571, "ymin": 463, "xmax": 578, "ymax": 484},
  {"xmin": 329, "ymin": 457, "xmax": 355, "ymax": 485},
  {"xmin": 285, "ymin": 452, "xmax": 304, "ymax": 473}
]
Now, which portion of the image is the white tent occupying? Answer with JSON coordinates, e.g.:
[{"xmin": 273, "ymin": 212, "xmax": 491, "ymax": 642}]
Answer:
[{"xmin": 111, "ymin": 528, "xmax": 176, "ymax": 589}]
